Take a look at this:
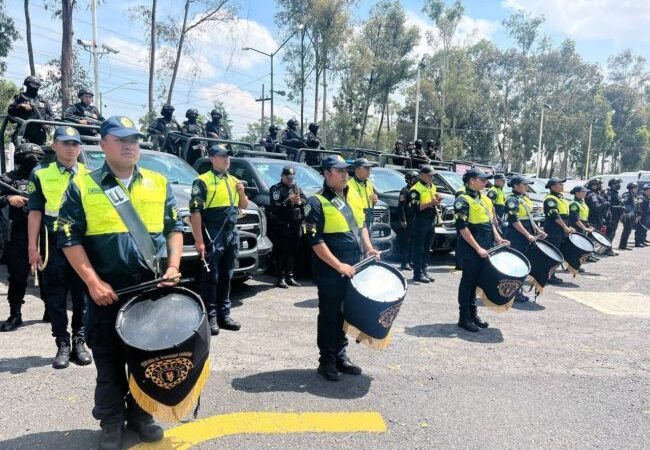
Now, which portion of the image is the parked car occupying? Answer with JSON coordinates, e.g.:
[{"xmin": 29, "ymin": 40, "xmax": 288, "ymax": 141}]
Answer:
[{"xmin": 79, "ymin": 148, "xmax": 272, "ymax": 283}]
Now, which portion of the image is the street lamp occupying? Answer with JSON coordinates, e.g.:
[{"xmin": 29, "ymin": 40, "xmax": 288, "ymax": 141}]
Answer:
[
  {"xmin": 535, "ymin": 103, "xmax": 552, "ymax": 178},
  {"xmin": 243, "ymin": 24, "xmax": 304, "ymax": 127},
  {"xmin": 414, "ymin": 57, "xmax": 426, "ymax": 141},
  {"xmin": 99, "ymin": 81, "xmax": 137, "ymax": 115}
]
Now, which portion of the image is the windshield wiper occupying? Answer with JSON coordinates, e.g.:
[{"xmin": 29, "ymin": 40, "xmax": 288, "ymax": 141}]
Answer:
[{"xmin": 382, "ymin": 189, "xmax": 402, "ymax": 193}]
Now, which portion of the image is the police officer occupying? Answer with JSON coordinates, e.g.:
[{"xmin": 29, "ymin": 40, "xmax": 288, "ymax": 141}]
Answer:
[
  {"xmin": 305, "ymin": 122, "xmax": 322, "ymax": 149},
  {"xmin": 635, "ymin": 184, "xmax": 650, "ymax": 247},
  {"xmin": 348, "ymin": 158, "xmax": 378, "ymax": 228},
  {"xmin": 585, "ymin": 179, "xmax": 607, "ymax": 229},
  {"xmin": 409, "ymin": 165, "xmax": 441, "ymax": 283},
  {"xmin": 568, "ymin": 185, "xmax": 595, "ymax": 234},
  {"xmin": 619, "ymin": 182, "xmax": 638, "ymax": 250},
  {"xmin": 147, "ymin": 104, "xmax": 181, "ymax": 152},
  {"xmin": 412, "ymin": 139, "xmax": 428, "ymax": 160},
  {"xmin": 181, "ymin": 108, "xmax": 203, "ymax": 136},
  {"xmin": 189, "ymin": 144, "xmax": 247, "ymax": 335},
  {"xmin": 7, "ymin": 76, "xmax": 54, "ymax": 145},
  {"xmin": 269, "ymin": 166, "xmax": 307, "ymax": 288},
  {"xmin": 58, "ymin": 116, "xmax": 183, "ymax": 449},
  {"xmin": 260, "ymin": 125, "xmax": 280, "ymax": 152},
  {"xmin": 425, "ymin": 140, "xmax": 438, "ymax": 160},
  {"xmin": 304, "ymin": 155, "xmax": 380, "ymax": 381},
  {"xmin": 280, "ymin": 119, "xmax": 304, "ymax": 160},
  {"xmin": 27, "ymin": 126, "xmax": 91, "ymax": 368},
  {"xmin": 503, "ymin": 175, "xmax": 546, "ymax": 303},
  {"xmin": 406, "ymin": 141, "xmax": 415, "ymax": 158},
  {"xmin": 487, "ymin": 173, "xmax": 507, "ymax": 225},
  {"xmin": 0, "ymin": 143, "xmax": 46, "ymax": 332},
  {"xmin": 604, "ymin": 178, "xmax": 624, "ymax": 242},
  {"xmin": 205, "ymin": 109, "xmax": 229, "ymax": 140},
  {"xmin": 64, "ymin": 88, "xmax": 104, "ymax": 134},
  {"xmin": 543, "ymin": 177, "xmax": 575, "ymax": 285},
  {"xmin": 454, "ymin": 168, "xmax": 509, "ymax": 332},
  {"xmin": 397, "ymin": 170, "xmax": 418, "ymax": 270},
  {"xmin": 392, "ymin": 139, "xmax": 405, "ymax": 156}
]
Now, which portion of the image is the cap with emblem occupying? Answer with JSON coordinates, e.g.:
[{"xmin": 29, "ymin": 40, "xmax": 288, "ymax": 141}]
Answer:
[
  {"xmin": 570, "ymin": 185, "xmax": 588, "ymax": 195},
  {"xmin": 508, "ymin": 175, "xmax": 533, "ymax": 187},
  {"xmin": 493, "ymin": 172, "xmax": 506, "ymax": 181},
  {"xmin": 643, "ymin": 183, "xmax": 650, "ymax": 191},
  {"xmin": 208, "ymin": 144, "xmax": 229, "ymax": 157},
  {"xmin": 54, "ymin": 126, "xmax": 81, "ymax": 143},
  {"xmin": 100, "ymin": 116, "xmax": 145, "ymax": 139},
  {"xmin": 544, "ymin": 177, "xmax": 567, "ymax": 189},
  {"xmin": 419, "ymin": 165, "xmax": 434, "ymax": 175},
  {"xmin": 281, "ymin": 166, "xmax": 295, "ymax": 176},
  {"xmin": 321, "ymin": 154, "xmax": 350, "ymax": 170},
  {"xmin": 353, "ymin": 158, "xmax": 373, "ymax": 168},
  {"xmin": 462, "ymin": 168, "xmax": 493, "ymax": 183}
]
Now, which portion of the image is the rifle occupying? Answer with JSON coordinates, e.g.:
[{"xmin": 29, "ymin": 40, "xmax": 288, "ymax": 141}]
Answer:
[
  {"xmin": 63, "ymin": 112, "xmax": 102, "ymax": 126},
  {"xmin": 28, "ymin": 96, "xmax": 43, "ymax": 120}
]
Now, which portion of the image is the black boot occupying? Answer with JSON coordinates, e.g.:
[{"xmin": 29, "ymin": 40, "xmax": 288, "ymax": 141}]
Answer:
[
  {"xmin": 72, "ymin": 336, "xmax": 92, "ymax": 365},
  {"xmin": 413, "ymin": 272, "xmax": 430, "ymax": 283},
  {"xmin": 42, "ymin": 308, "xmax": 50, "ymax": 323},
  {"xmin": 336, "ymin": 357, "xmax": 362, "ymax": 375},
  {"xmin": 0, "ymin": 305, "xmax": 23, "ymax": 332},
  {"xmin": 286, "ymin": 275, "xmax": 301, "ymax": 287},
  {"xmin": 99, "ymin": 423, "xmax": 124, "ymax": 450},
  {"xmin": 218, "ymin": 316, "xmax": 241, "ymax": 331},
  {"xmin": 208, "ymin": 316, "xmax": 219, "ymax": 336},
  {"xmin": 470, "ymin": 306, "xmax": 489, "ymax": 328},
  {"xmin": 547, "ymin": 274, "xmax": 564, "ymax": 285},
  {"xmin": 53, "ymin": 339, "xmax": 71, "ymax": 369},
  {"xmin": 458, "ymin": 310, "xmax": 479, "ymax": 332},
  {"xmin": 127, "ymin": 416, "xmax": 164, "ymax": 443},
  {"xmin": 423, "ymin": 272, "xmax": 435, "ymax": 283},
  {"xmin": 317, "ymin": 362, "xmax": 342, "ymax": 381},
  {"xmin": 275, "ymin": 278, "xmax": 289, "ymax": 288},
  {"xmin": 400, "ymin": 262, "xmax": 412, "ymax": 271}
]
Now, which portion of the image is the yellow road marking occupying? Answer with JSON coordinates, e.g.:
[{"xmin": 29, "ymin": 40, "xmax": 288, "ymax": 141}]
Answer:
[{"xmin": 129, "ymin": 411, "xmax": 386, "ymax": 450}]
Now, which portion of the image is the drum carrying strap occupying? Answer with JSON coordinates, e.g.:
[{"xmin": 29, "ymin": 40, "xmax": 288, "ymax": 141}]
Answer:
[
  {"xmin": 331, "ymin": 194, "xmax": 364, "ymax": 255},
  {"xmin": 89, "ymin": 171, "xmax": 160, "ymax": 276}
]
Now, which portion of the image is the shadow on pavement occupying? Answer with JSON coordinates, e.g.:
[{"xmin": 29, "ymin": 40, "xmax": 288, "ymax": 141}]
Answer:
[
  {"xmin": 293, "ymin": 298, "xmax": 318, "ymax": 308},
  {"xmin": 0, "ymin": 429, "xmax": 97, "ymax": 450},
  {"xmin": 512, "ymin": 301, "xmax": 546, "ymax": 311},
  {"xmin": 0, "ymin": 356, "xmax": 51, "ymax": 374},
  {"xmin": 231, "ymin": 369, "xmax": 372, "ymax": 399},
  {"xmin": 404, "ymin": 323, "xmax": 504, "ymax": 343}
]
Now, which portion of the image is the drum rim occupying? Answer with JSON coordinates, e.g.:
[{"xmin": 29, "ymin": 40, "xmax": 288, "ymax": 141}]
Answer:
[
  {"xmin": 534, "ymin": 239, "xmax": 564, "ymax": 262},
  {"xmin": 488, "ymin": 247, "xmax": 531, "ymax": 278},
  {"xmin": 588, "ymin": 230, "xmax": 612, "ymax": 247},
  {"xmin": 116, "ymin": 286, "xmax": 207, "ymax": 352},
  {"xmin": 351, "ymin": 260, "xmax": 408, "ymax": 292},
  {"xmin": 568, "ymin": 231, "xmax": 596, "ymax": 251}
]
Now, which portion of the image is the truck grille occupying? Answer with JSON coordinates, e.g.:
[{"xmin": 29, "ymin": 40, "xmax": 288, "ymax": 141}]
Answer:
[{"xmin": 373, "ymin": 208, "xmax": 389, "ymax": 224}]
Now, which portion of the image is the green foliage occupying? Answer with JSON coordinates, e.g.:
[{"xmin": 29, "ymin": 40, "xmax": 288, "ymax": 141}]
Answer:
[{"xmin": 0, "ymin": 0, "xmax": 20, "ymax": 75}]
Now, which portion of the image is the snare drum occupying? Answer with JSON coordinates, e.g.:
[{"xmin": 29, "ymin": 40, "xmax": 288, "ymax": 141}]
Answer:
[
  {"xmin": 589, "ymin": 230, "xmax": 612, "ymax": 256},
  {"xmin": 477, "ymin": 248, "xmax": 531, "ymax": 311},
  {"xmin": 525, "ymin": 239, "xmax": 564, "ymax": 295},
  {"xmin": 116, "ymin": 287, "xmax": 210, "ymax": 422},
  {"xmin": 560, "ymin": 232, "xmax": 595, "ymax": 275},
  {"xmin": 343, "ymin": 262, "xmax": 407, "ymax": 349}
]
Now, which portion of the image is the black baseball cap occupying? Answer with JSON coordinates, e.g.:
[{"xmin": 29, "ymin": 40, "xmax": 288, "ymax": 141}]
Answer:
[
  {"xmin": 570, "ymin": 185, "xmax": 588, "ymax": 195},
  {"xmin": 493, "ymin": 173, "xmax": 506, "ymax": 181},
  {"xmin": 208, "ymin": 144, "xmax": 229, "ymax": 157},
  {"xmin": 419, "ymin": 165, "xmax": 434, "ymax": 174},
  {"xmin": 321, "ymin": 155, "xmax": 350, "ymax": 170},
  {"xmin": 54, "ymin": 126, "xmax": 81, "ymax": 143},
  {"xmin": 353, "ymin": 158, "xmax": 373, "ymax": 168},
  {"xmin": 508, "ymin": 175, "xmax": 533, "ymax": 186},
  {"xmin": 462, "ymin": 168, "xmax": 493, "ymax": 183},
  {"xmin": 281, "ymin": 166, "xmax": 296, "ymax": 176},
  {"xmin": 545, "ymin": 177, "xmax": 567, "ymax": 189}
]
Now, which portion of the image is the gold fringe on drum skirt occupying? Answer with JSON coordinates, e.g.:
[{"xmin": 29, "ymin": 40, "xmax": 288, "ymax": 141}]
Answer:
[
  {"xmin": 476, "ymin": 288, "xmax": 514, "ymax": 313},
  {"xmin": 128, "ymin": 359, "xmax": 211, "ymax": 423},
  {"xmin": 343, "ymin": 321, "xmax": 392, "ymax": 350},
  {"xmin": 527, "ymin": 275, "xmax": 545, "ymax": 296},
  {"xmin": 565, "ymin": 263, "xmax": 580, "ymax": 277}
]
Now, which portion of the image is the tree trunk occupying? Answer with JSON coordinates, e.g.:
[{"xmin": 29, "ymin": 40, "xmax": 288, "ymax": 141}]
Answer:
[
  {"xmin": 61, "ymin": 0, "xmax": 74, "ymax": 110},
  {"xmin": 321, "ymin": 46, "xmax": 327, "ymax": 147},
  {"xmin": 24, "ymin": 0, "xmax": 35, "ymax": 76},
  {"xmin": 375, "ymin": 92, "xmax": 388, "ymax": 148},
  {"xmin": 167, "ymin": 0, "xmax": 190, "ymax": 104},
  {"xmin": 313, "ymin": 32, "xmax": 319, "ymax": 123},
  {"xmin": 148, "ymin": 0, "xmax": 157, "ymax": 114}
]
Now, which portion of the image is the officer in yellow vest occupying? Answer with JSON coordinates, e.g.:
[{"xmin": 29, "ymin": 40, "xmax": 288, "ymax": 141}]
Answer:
[
  {"xmin": 409, "ymin": 165, "xmax": 441, "ymax": 283},
  {"xmin": 348, "ymin": 158, "xmax": 378, "ymax": 227},
  {"xmin": 454, "ymin": 168, "xmax": 509, "ymax": 332},
  {"xmin": 58, "ymin": 116, "xmax": 183, "ymax": 449},
  {"xmin": 305, "ymin": 155, "xmax": 380, "ymax": 381},
  {"xmin": 543, "ymin": 177, "xmax": 575, "ymax": 285},
  {"xmin": 189, "ymin": 144, "xmax": 248, "ymax": 335},
  {"xmin": 487, "ymin": 173, "xmax": 506, "ymax": 224},
  {"xmin": 27, "ymin": 126, "xmax": 92, "ymax": 369},
  {"xmin": 568, "ymin": 185, "xmax": 594, "ymax": 234}
]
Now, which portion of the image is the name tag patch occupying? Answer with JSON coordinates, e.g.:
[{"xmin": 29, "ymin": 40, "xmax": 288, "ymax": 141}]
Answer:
[{"xmin": 105, "ymin": 186, "xmax": 129, "ymax": 206}]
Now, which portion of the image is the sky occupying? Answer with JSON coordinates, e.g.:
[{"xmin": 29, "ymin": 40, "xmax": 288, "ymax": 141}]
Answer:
[{"xmin": 4, "ymin": 0, "xmax": 650, "ymax": 137}]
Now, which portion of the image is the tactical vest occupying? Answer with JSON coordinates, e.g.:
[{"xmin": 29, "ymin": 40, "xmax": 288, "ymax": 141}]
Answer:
[
  {"xmin": 197, "ymin": 171, "xmax": 239, "ymax": 210},
  {"xmin": 460, "ymin": 193, "xmax": 492, "ymax": 225},
  {"xmin": 545, "ymin": 193, "xmax": 569, "ymax": 216},
  {"xmin": 314, "ymin": 193, "xmax": 364, "ymax": 234},
  {"xmin": 507, "ymin": 193, "xmax": 533, "ymax": 221},
  {"xmin": 571, "ymin": 200, "xmax": 589, "ymax": 221},
  {"xmin": 488, "ymin": 186, "xmax": 506, "ymax": 206},
  {"xmin": 348, "ymin": 177, "xmax": 374, "ymax": 210},
  {"xmin": 33, "ymin": 162, "xmax": 87, "ymax": 229}
]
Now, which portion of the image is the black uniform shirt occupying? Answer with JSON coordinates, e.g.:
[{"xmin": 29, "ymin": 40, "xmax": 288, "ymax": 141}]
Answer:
[
  {"xmin": 205, "ymin": 121, "xmax": 229, "ymax": 140},
  {"xmin": 269, "ymin": 181, "xmax": 307, "ymax": 225},
  {"xmin": 0, "ymin": 170, "xmax": 30, "ymax": 225}
]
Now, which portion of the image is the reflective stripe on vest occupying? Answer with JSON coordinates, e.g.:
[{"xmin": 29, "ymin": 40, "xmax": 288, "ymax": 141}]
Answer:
[
  {"xmin": 460, "ymin": 194, "xmax": 492, "ymax": 225},
  {"xmin": 197, "ymin": 171, "xmax": 240, "ymax": 209},
  {"xmin": 34, "ymin": 162, "xmax": 87, "ymax": 229},
  {"xmin": 545, "ymin": 194, "xmax": 569, "ymax": 215},
  {"xmin": 488, "ymin": 186, "xmax": 506, "ymax": 206},
  {"xmin": 314, "ymin": 193, "xmax": 365, "ymax": 234},
  {"xmin": 74, "ymin": 168, "xmax": 167, "ymax": 236}
]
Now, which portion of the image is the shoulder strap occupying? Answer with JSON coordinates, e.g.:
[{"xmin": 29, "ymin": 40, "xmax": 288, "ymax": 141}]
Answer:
[
  {"xmin": 89, "ymin": 170, "xmax": 160, "ymax": 276},
  {"xmin": 324, "ymin": 193, "xmax": 364, "ymax": 255}
]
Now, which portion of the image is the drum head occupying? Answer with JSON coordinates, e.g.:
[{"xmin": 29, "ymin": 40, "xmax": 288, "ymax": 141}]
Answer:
[
  {"xmin": 590, "ymin": 230, "xmax": 611, "ymax": 247},
  {"xmin": 117, "ymin": 288, "xmax": 203, "ymax": 351},
  {"xmin": 536, "ymin": 240, "xmax": 563, "ymax": 262},
  {"xmin": 490, "ymin": 250, "xmax": 530, "ymax": 278},
  {"xmin": 569, "ymin": 233, "xmax": 595, "ymax": 252},
  {"xmin": 351, "ymin": 264, "xmax": 406, "ymax": 303}
]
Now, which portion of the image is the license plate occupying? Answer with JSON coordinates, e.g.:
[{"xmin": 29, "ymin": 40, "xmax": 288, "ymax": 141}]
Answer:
[{"xmin": 371, "ymin": 231, "xmax": 382, "ymax": 238}]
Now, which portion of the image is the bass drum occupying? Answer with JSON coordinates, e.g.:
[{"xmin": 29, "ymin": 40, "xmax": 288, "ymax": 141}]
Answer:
[
  {"xmin": 116, "ymin": 286, "xmax": 210, "ymax": 422},
  {"xmin": 589, "ymin": 230, "xmax": 612, "ymax": 256},
  {"xmin": 525, "ymin": 239, "xmax": 563, "ymax": 296},
  {"xmin": 343, "ymin": 261, "xmax": 407, "ymax": 350},
  {"xmin": 560, "ymin": 232, "xmax": 595, "ymax": 276},
  {"xmin": 477, "ymin": 248, "xmax": 531, "ymax": 312}
]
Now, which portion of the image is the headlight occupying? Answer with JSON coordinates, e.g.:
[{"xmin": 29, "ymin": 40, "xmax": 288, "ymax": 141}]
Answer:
[{"xmin": 259, "ymin": 207, "xmax": 268, "ymax": 236}]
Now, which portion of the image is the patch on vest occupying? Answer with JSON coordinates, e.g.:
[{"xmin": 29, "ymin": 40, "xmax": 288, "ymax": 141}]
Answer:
[
  {"xmin": 331, "ymin": 197, "xmax": 345, "ymax": 210},
  {"xmin": 104, "ymin": 186, "xmax": 129, "ymax": 206},
  {"xmin": 272, "ymin": 190, "xmax": 280, "ymax": 201},
  {"xmin": 547, "ymin": 199, "xmax": 557, "ymax": 208}
]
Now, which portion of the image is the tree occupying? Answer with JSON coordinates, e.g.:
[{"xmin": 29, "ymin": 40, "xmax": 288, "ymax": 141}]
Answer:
[
  {"xmin": 240, "ymin": 115, "xmax": 285, "ymax": 143},
  {"xmin": 43, "ymin": 0, "xmax": 76, "ymax": 110},
  {"xmin": 0, "ymin": 0, "xmax": 20, "ymax": 76},
  {"xmin": 24, "ymin": 0, "xmax": 35, "ymax": 76},
  {"xmin": 40, "ymin": 48, "xmax": 93, "ymax": 116}
]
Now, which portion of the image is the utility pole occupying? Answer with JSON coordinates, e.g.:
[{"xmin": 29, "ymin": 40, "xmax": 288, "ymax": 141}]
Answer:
[
  {"xmin": 256, "ymin": 84, "xmax": 271, "ymax": 134},
  {"xmin": 91, "ymin": 0, "xmax": 100, "ymax": 100},
  {"xmin": 414, "ymin": 58, "xmax": 425, "ymax": 142},
  {"xmin": 585, "ymin": 121, "xmax": 593, "ymax": 179},
  {"xmin": 536, "ymin": 103, "xmax": 551, "ymax": 178}
]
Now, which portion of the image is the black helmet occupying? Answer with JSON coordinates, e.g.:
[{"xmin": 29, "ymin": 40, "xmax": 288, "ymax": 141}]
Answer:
[
  {"xmin": 14, "ymin": 142, "xmax": 45, "ymax": 166},
  {"xmin": 587, "ymin": 178, "xmax": 600, "ymax": 188},
  {"xmin": 161, "ymin": 104, "xmax": 175, "ymax": 113},
  {"xmin": 608, "ymin": 177, "xmax": 622, "ymax": 187},
  {"xmin": 426, "ymin": 140, "xmax": 434, "ymax": 145},
  {"xmin": 268, "ymin": 125, "xmax": 279, "ymax": 133},
  {"xmin": 210, "ymin": 109, "xmax": 222, "ymax": 118},
  {"xmin": 23, "ymin": 75, "xmax": 42, "ymax": 89},
  {"xmin": 287, "ymin": 119, "xmax": 297, "ymax": 129},
  {"xmin": 407, "ymin": 141, "xmax": 414, "ymax": 146},
  {"xmin": 415, "ymin": 139, "xmax": 423, "ymax": 146},
  {"xmin": 186, "ymin": 108, "xmax": 199, "ymax": 119},
  {"xmin": 395, "ymin": 139, "xmax": 403, "ymax": 146},
  {"xmin": 405, "ymin": 170, "xmax": 419, "ymax": 183},
  {"xmin": 627, "ymin": 182, "xmax": 638, "ymax": 190},
  {"xmin": 77, "ymin": 88, "xmax": 93, "ymax": 98},
  {"xmin": 308, "ymin": 122, "xmax": 319, "ymax": 133}
]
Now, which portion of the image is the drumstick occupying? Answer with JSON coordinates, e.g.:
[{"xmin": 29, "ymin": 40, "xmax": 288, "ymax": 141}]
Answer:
[
  {"xmin": 115, "ymin": 274, "xmax": 183, "ymax": 296},
  {"xmin": 486, "ymin": 242, "xmax": 509, "ymax": 255},
  {"xmin": 32, "ymin": 265, "xmax": 39, "ymax": 287}
]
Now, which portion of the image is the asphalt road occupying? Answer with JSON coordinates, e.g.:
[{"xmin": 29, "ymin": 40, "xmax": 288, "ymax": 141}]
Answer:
[{"xmin": 0, "ymin": 235, "xmax": 648, "ymax": 450}]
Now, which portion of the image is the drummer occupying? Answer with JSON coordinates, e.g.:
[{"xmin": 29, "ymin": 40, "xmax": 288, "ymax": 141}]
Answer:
[
  {"xmin": 454, "ymin": 168, "xmax": 509, "ymax": 332},
  {"xmin": 57, "ymin": 116, "xmax": 183, "ymax": 449},
  {"xmin": 486, "ymin": 173, "xmax": 506, "ymax": 225},
  {"xmin": 503, "ymin": 175, "xmax": 547, "ymax": 302},
  {"xmin": 568, "ymin": 185, "xmax": 598, "ymax": 265},
  {"xmin": 304, "ymin": 155, "xmax": 381, "ymax": 381},
  {"xmin": 543, "ymin": 177, "xmax": 575, "ymax": 285}
]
